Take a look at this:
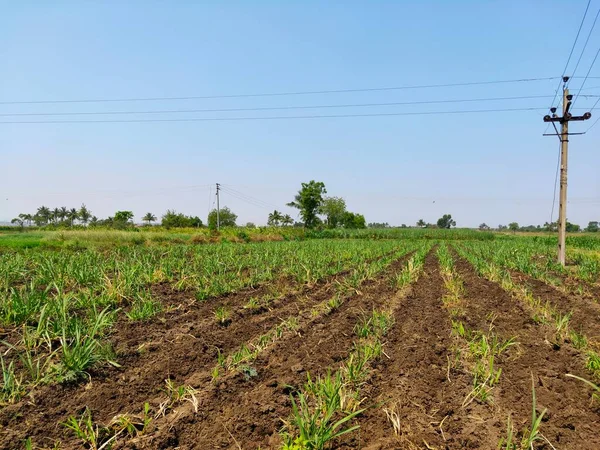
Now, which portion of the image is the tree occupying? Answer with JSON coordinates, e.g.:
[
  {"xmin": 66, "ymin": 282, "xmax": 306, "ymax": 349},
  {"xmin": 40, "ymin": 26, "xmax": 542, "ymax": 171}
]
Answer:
[
  {"xmin": 11, "ymin": 217, "xmax": 24, "ymax": 229},
  {"xmin": 35, "ymin": 206, "xmax": 51, "ymax": 226},
  {"xmin": 113, "ymin": 211, "xmax": 134, "ymax": 228},
  {"xmin": 246, "ymin": 222, "xmax": 257, "ymax": 228},
  {"xmin": 267, "ymin": 210, "xmax": 284, "ymax": 227},
  {"xmin": 52, "ymin": 207, "xmax": 60, "ymax": 224},
  {"xmin": 161, "ymin": 210, "xmax": 201, "ymax": 228},
  {"xmin": 416, "ymin": 219, "xmax": 426, "ymax": 228},
  {"xmin": 59, "ymin": 206, "xmax": 68, "ymax": 222},
  {"xmin": 19, "ymin": 213, "xmax": 32, "ymax": 227},
  {"xmin": 281, "ymin": 214, "xmax": 294, "ymax": 226},
  {"xmin": 437, "ymin": 214, "xmax": 456, "ymax": 229},
  {"xmin": 320, "ymin": 197, "xmax": 346, "ymax": 228},
  {"xmin": 341, "ymin": 212, "xmax": 366, "ymax": 229},
  {"xmin": 287, "ymin": 181, "xmax": 327, "ymax": 229},
  {"xmin": 368, "ymin": 222, "xmax": 390, "ymax": 228},
  {"xmin": 79, "ymin": 204, "xmax": 91, "ymax": 225},
  {"xmin": 566, "ymin": 221, "xmax": 580, "ymax": 233},
  {"xmin": 498, "ymin": 224, "xmax": 507, "ymax": 231},
  {"xmin": 585, "ymin": 221, "xmax": 599, "ymax": 232},
  {"xmin": 89, "ymin": 216, "xmax": 99, "ymax": 227},
  {"xmin": 208, "ymin": 207, "xmax": 237, "ymax": 229},
  {"xmin": 508, "ymin": 222, "xmax": 519, "ymax": 232},
  {"xmin": 143, "ymin": 212, "xmax": 157, "ymax": 226},
  {"xmin": 479, "ymin": 223, "xmax": 490, "ymax": 230},
  {"xmin": 67, "ymin": 208, "xmax": 79, "ymax": 227}
]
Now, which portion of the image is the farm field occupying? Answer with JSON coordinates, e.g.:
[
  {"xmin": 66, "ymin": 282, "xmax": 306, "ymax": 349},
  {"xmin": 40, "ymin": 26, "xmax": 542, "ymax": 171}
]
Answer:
[{"xmin": 0, "ymin": 232, "xmax": 599, "ymax": 449}]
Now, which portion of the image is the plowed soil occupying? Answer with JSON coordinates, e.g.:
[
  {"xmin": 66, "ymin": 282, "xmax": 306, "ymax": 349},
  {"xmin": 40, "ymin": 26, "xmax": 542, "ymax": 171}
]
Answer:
[{"xmin": 2, "ymin": 248, "xmax": 599, "ymax": 450}]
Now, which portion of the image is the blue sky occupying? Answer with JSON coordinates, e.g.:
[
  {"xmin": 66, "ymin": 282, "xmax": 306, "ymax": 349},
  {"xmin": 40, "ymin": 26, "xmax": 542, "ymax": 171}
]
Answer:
[{"xmin": 1, "ymin": 1, "xmax": 599, "ymax": 227}]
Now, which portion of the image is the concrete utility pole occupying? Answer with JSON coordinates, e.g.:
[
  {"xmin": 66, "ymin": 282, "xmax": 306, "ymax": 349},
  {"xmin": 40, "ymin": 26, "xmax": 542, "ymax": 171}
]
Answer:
[
  {"xmin": 216, "ymin": 183, "xmax": 221, "ymax": 230},
  {"xmin": 543, "ymin": 76, "xmax": 591, "ymax": 266}
]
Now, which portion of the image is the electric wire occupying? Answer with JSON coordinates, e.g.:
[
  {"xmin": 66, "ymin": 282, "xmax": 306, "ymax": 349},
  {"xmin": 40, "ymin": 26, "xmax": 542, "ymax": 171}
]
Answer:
[
  {"xmin": 548, "ymin": 0, "xmax": 591, "ymax": 109},
  {"xmin": 0, "ymin": 107, "xmax": 552, "ymax": 124},
  {"xmin": 572, "ymin": 45, "xmax": 600, "ymax": 108},
  {"xmin": 0, "ymin": 77, "xmax": 559, "ymax": 105},
  {"xmin": 544, "ymin": 0, "xmax": 592, "ymax": 134},
  {"xmin": 0, "ymin": 95, "xmax": 562, "ymax": 117},
  {"xmin": 220, "ymin": 189, "xmax": 273, "ymax": 210},
  {"xmin": 219, "ymin": 185, "xmax": 280, "ymax": 210},
  {"xmin": 569, "ymin": 8, "xmax": 600, "ymax": 88}
]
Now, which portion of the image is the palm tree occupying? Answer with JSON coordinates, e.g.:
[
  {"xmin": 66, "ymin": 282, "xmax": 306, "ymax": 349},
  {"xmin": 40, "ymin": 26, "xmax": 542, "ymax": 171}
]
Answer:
[
  {"xmin": 142, "ymin": 212, "xmax": 157, "ymax": 226},
  {"xmin": 416, "ymin": 219, "xmax": 426, "ymax": 228},
  {"xmin": 19, "ymin": 213, "xmax": 33, "ymax": 227},
  {"xmin": 282, "ymin": 214, "xmax": 294, "ymax": 226},
  {"xmin": 36, "ymin": 206, "xmax": 51, "ymax": 226},
  {"xmin": 67, "ymin": 208, "xmax": 79, "ymax": 227},
  {"xmin": 52, "ymin": 207, "xmax": 60, "ymax": 224},
  {"xmin": 267, "ymin": 210, "xmax": 283, "ymax": 227},
  {"xmin": 11, "ymin": 217, "xmax": 24, "ymax": 229},
  {"xmin": 59, "ymin": 206, "xmax": 68, "ymax": 223},
  {"xmin": 89, "ymin": 216, "xmax": 99, "ymax": 227},
  {"xmin": 79, "ymin": 204, "xmax": 91, "ymax": 225}
]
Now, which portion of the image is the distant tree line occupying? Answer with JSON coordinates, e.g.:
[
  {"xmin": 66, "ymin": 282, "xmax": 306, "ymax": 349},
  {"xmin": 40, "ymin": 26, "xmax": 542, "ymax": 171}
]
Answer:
[{"xmin": 492, "ymin": 220, "xmax": 598, "ymax": 233}]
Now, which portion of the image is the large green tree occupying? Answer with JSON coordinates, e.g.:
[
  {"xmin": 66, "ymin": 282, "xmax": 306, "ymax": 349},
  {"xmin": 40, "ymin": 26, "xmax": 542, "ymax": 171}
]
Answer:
[
  {"xmin": 287, "ymin": 181, "xmax": 327, "ymax": 228},
  {"xmin": 208, "ymin": 206, "xmax": 237, "ymax": 229},
  {"xmin": 320, "ymin": 196, "xmax": 346, "ymax": 228},
  {"xmin": 341, "ymin": 212, "xmax": 366, "ymax": 229},
  {"xmin": 437, "ymin": 214, "xmax": 456, "ymax": 229},
  {"xmin": 113, "ymin": 211, "xmax": 134, "ymax": 228},
  {"xmin": 586, "ymin": 221, "xmax": 599, "ymax": 232}
]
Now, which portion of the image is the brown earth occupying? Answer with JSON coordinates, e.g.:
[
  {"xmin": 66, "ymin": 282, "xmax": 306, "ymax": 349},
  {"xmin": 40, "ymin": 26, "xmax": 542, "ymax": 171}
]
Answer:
[
  {"xmin": 338, "ymin": 250, "xmax": 489, "ymax": 450},
  {"xmin": 509, "ymin": 270, "xmax": 600, "ymax": 343},
  {"xmin": 2, "ymin": 248, "xmax": 600, "ymax": 450},
  {"xmin": 452, "ymin": 254, "xmax": 600, "ymax": 449},
  {"xmin": 130, "ymin": 253, "xmax": 413, "ymax": 449},
  {"xmin": 0, "ymin": 250, "xmax": 409, "ymax": 449}
]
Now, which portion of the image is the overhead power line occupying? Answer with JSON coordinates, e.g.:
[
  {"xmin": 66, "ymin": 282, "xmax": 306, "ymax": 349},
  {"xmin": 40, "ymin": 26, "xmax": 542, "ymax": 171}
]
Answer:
[
  {"xmin": 572, "ymin": 45, "xmax": 600, "ymax": 108},
  {"xmin": 0, "ymin": 77, "xmax": 559, "ymax": 105},
  {"xmin": 0, "ymin": 107, "xmax": 557, "ymax": 124},
  {"xmin": 569, "ymin": 8, "xmax": 600, "ymax": 87},
  {"xmin": 548, "ymin": 0, "xmax": 592, "ymax": 110},
  {"xmin": 0, "ymin": 95, "xmax": 581, "ymax": 117},
  {"xmin": 219, "ymin": 185, "xmax": 279, "ymax": 210}
]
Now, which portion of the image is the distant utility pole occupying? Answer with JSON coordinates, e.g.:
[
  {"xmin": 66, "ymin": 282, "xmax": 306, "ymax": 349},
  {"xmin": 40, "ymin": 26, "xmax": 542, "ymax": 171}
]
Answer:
[
  {"xmin": 216, "ymin": 183, "xmax": 221, "ymax": 230},
  {"xmin": 543, "ymin": 76, "xmax": 591, "ymax": 266}
]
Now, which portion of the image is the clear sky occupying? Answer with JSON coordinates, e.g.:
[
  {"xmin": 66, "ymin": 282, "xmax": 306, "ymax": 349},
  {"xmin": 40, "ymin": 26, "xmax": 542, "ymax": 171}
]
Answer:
[{"xmin": 1, "ymin": 1, "xmax": 599, "ymax": 227}]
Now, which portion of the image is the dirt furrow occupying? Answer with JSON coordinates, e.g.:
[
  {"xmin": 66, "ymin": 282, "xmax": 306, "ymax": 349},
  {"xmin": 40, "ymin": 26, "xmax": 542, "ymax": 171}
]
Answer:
[
  {"xmin": 509, "ymin": 270, "xmax": 600, "ymax": 342},
  {"xmin": 134, "ymin": 254, "xmax": 412, "ymax": 449},
  {"xmin": 453, "ymin": 255, "xmax": 600, "ymax": 449},
  {"xmin": 341, "ymin": 251, "xmax": 482, "ymax": 449}
]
